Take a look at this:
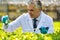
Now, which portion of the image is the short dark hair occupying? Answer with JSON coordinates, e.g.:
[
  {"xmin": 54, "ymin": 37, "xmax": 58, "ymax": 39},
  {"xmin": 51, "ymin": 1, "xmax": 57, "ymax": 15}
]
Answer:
[{"xmin": 28, "ymin": 0, "xmax": 42, "ymax": 9}]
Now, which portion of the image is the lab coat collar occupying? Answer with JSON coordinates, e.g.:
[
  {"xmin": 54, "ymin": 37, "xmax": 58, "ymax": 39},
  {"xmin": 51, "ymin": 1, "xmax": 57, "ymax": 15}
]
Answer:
[
  {"xmin": 26, "ymin": 11, "xmax": 46, "ymax": 30},
  {"xmin": 37, "ymin": 11, "xmax": 46, "ymax": 30},
  {"xmin": 26, "ymin": 13, "xmax": 33, "ymax": 29},
  {"xmin": 36, "ymin": 11, "xmax": 42, "ymax": 21}
]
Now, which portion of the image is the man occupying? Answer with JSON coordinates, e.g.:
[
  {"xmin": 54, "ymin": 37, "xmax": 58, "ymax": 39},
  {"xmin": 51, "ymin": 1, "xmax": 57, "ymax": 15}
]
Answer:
[{"xmin": 1, "ymin": 0, "xmax": 54, "ymax": 34}]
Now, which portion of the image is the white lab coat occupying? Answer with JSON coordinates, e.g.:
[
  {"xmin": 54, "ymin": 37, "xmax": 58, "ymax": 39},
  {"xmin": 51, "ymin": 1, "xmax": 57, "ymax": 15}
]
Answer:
[{"xmin": 3, "ymin": 11, "xmax": 54, "ymax": 34}]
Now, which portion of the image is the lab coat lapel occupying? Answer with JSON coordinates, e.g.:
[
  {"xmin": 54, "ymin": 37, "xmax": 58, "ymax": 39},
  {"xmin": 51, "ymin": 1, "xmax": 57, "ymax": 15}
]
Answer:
[
  {"xmin": 27, "ymin": 13, "xmax": 33, "ymax": 30},
  {"xmin": 37, "ymin": 11, "xmax": 45, "ymax": 30}
]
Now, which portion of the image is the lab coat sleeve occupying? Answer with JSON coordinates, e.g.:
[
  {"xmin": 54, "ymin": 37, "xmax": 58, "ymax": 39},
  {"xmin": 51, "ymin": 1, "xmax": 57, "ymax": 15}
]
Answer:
[
  {"xmin": 2, "ymin": 15, "xmax": 23, "ymax": 32},
  {"xmin": 47, "ymin": 18, "xmax": 54, "ymax": 34}
]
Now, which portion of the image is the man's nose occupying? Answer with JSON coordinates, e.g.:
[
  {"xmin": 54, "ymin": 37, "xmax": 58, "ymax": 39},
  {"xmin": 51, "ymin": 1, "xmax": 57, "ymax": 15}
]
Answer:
[{"xmin": 28, "ymin": 11, "xmax": 32, "ymax": 13}]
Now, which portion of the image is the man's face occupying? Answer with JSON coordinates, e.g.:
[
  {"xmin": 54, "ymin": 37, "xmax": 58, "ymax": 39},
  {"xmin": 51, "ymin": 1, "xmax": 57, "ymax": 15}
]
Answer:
[{"xmin": 27, "ymin": 4, "xmax": 40, "ymax": 17}]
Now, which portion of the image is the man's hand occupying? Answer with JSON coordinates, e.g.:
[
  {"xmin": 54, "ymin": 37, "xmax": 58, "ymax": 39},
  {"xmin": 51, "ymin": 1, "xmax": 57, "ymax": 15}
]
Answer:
[
  {"xmin": 1, "ymin": 15, "xmax": 9, "ymax": 25},
  {"xmin": 39, "ymin": 26, "xmax": 49, "ymax": 34}
]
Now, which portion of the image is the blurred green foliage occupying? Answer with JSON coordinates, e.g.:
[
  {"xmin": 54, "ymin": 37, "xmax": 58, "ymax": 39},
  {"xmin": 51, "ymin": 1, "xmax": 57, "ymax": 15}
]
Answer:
[{"xmin": 0, "ymin": 21, "xmax": 60, "ymax": 40}]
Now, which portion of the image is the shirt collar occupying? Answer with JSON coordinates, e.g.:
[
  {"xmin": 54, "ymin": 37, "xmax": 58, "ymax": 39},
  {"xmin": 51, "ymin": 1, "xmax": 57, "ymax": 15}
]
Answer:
[{"xmin": 31, "ymin": 12, "xmax": 41, "ymax": 21}]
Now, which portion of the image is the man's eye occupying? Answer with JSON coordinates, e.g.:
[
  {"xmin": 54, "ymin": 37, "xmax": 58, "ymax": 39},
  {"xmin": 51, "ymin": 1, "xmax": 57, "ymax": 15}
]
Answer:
[{"xmin": 28, "ymin": 9, "xmax": 34, "ymax": 11}]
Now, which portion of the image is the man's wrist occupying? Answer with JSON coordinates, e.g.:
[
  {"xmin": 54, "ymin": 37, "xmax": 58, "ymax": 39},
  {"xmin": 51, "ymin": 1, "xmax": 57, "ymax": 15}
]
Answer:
[
  {"xmin": 4, "ymin": 23, "xmax": 8, "ymax": 25},
  {"xmin": 4, "ymin": 23, "xmax": 8, "ymax": 29}
]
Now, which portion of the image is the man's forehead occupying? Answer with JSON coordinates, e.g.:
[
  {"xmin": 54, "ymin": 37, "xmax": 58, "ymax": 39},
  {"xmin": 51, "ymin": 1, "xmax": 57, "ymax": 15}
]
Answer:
[{"xmin": 27, "ymin": 4, "xmax": 35, "ymax": 8}]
